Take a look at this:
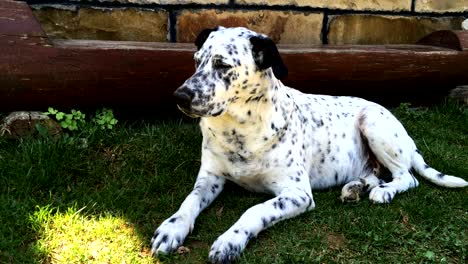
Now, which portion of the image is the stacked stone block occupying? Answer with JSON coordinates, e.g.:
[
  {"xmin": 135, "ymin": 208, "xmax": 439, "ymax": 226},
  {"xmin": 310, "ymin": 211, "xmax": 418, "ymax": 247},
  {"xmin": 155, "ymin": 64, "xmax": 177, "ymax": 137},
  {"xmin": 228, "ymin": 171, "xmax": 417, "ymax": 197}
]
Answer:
[{"xmin": 32, "ymin": 0, "xmax": 468, "ymax": 44}]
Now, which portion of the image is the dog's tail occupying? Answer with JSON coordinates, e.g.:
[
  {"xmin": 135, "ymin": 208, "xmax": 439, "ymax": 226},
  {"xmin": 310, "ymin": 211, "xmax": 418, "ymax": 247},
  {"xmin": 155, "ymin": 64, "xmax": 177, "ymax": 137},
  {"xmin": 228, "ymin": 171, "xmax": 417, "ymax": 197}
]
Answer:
[{"xmin": 412, "ymin": 150, "xmax": 468, "ymax": 188}]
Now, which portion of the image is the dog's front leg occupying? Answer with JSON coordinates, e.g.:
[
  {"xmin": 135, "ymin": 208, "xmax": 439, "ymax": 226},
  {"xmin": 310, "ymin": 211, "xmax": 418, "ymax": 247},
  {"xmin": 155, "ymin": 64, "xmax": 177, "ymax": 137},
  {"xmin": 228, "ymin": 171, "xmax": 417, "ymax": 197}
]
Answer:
[
  {"xmin": 151, "ymin": 170, "xmax": 225, "ymax": 255},
  {"xmin": 208, "ymin": 185, "xmax": 315, "ymax": 263}
]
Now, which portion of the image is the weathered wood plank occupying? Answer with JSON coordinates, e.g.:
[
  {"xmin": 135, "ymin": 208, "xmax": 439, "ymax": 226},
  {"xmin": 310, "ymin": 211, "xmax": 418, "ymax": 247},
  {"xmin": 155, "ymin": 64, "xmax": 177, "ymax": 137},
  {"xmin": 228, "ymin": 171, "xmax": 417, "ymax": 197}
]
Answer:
[
  {"xmin": 2, "ymin": 36, "xmax": 466, "ymax": 112},
  {"xmin": 0, "ymin": 35, "xmax": 194, "ymax": 112},
  {"xmin": 0, "ymin": 0, "xmax": 46, "ymax": 37}
]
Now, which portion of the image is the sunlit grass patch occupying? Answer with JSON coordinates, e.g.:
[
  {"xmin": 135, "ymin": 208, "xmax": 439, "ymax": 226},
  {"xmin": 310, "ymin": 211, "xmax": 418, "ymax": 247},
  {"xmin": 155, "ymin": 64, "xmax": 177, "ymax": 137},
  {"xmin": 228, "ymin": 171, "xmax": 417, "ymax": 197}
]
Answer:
[{"xmin": 29, "ymin": 205, "xmax": 155, "ymax": 264}]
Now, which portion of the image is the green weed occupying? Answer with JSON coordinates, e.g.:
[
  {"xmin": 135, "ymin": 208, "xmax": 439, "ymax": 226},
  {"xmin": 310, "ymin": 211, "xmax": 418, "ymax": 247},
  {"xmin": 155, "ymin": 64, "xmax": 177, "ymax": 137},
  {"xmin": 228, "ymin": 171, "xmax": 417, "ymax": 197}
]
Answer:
[{"xmin": 44, "ymin": 107, "xmax": 118, "ymax": 133}]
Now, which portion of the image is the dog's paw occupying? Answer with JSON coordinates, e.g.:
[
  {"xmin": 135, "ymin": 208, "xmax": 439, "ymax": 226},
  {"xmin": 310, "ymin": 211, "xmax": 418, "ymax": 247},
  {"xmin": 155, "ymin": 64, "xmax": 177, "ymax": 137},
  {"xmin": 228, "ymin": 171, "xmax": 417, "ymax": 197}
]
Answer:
[
  {"xmin": 369, "ymin": 185, "xmax": 397, "ymax": 204},
  {"xmin": 208, "ymin": 230, "xmax": 248, "ymax": 264},
  {"xmin": 151, "ymin": 214, "xmax": 192, "ymax": 255},
  {"xmin": 340, "ymin": 181, "xmax": 363, "ymax": 203}
]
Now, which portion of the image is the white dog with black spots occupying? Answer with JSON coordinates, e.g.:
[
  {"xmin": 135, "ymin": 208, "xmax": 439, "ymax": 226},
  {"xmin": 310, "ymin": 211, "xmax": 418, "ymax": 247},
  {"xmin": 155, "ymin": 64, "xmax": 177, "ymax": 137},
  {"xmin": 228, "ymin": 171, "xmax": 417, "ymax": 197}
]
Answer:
[{"xmin": 151, "ymin": 27, "xmax": 468, "ymax": 263}]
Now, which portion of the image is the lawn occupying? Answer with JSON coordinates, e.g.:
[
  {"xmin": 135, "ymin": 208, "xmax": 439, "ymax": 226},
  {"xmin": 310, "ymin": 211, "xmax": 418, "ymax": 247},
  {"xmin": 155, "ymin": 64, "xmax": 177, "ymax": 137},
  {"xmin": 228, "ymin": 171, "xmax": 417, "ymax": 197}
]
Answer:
[{"xmin": 0, "ymin": 101, "xmax": 467, "ymax": 263}]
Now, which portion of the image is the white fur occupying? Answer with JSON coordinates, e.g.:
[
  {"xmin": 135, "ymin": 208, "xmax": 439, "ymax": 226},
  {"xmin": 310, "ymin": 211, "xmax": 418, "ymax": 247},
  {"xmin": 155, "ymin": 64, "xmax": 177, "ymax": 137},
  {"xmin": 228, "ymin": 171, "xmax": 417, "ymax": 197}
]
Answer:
[{"xmin": 462, "ymin": 19, "xmax": 468, "ymax": 30}]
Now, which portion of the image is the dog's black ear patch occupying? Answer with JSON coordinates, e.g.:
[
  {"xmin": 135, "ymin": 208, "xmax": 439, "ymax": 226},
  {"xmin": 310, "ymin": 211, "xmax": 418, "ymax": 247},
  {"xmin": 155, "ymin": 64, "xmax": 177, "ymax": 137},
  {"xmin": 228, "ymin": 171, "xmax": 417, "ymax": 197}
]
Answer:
[
  {"xmin": 195, "ymin": 27, "xmax": 218, "ymax": 50},
  {"xmin": 250, "ymin": 36, "xmax": 288, "ymax": 80}
]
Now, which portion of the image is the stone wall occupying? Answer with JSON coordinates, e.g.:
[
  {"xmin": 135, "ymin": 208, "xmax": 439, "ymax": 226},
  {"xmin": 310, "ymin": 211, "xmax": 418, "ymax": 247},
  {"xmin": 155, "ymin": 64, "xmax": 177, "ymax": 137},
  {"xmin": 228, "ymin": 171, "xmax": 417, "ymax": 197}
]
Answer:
[{"xmin": 31, "ymin": 0, "xmax": 468, "ymax": 44}]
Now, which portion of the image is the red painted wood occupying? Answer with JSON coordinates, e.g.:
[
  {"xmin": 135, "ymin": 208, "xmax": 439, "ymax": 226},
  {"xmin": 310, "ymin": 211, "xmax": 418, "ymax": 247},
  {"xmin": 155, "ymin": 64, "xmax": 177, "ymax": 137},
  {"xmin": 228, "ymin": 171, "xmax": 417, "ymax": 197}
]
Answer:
[
  {"xmin": 0, "ymin": 36, "xmax": 195, "ymax": 112},
  {"xmin": 0, "ymin": 0, "xmax": 46, "ymax": 37}
]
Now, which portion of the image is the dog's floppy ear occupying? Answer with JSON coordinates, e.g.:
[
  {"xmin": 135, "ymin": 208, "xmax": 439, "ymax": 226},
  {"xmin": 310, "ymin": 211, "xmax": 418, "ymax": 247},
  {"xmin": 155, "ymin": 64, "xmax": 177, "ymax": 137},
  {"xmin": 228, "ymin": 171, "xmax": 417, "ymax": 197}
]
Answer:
[
  {"xmin": 195, "ymin": 27, "xmax": 218, "ymax": 50},
  {"xmin": 250, "ymin": 36, "xmax": 288, "ymax": 80}
]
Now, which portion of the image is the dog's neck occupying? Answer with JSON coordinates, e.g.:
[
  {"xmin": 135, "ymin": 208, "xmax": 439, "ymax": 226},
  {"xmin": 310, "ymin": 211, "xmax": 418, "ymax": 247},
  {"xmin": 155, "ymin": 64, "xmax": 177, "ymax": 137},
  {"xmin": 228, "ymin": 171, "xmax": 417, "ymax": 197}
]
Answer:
[{"xmin": 200, "ymin": 76, "xmax": 294, "ymax": 154}]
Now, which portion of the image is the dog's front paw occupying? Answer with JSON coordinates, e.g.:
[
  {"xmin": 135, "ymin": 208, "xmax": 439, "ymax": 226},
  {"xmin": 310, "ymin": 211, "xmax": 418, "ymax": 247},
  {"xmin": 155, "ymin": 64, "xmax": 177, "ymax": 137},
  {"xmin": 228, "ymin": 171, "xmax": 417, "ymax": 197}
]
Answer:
[
  {"xmin": 208, "ymin": 230, "xmax": 249, "ymax": 263},
  {"xmin": 151, "ymin": 214, "xmax": 192, "ymax": 255},
  {"xmin": 369, "ymin": 185, "xmax": 397, "ymax": 203}
]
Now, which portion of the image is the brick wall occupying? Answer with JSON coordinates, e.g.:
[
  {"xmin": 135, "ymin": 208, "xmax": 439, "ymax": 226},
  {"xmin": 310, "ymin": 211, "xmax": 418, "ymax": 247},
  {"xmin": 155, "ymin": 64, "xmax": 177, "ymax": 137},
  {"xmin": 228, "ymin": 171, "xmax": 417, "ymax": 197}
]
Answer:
[{"xmin": 31, "ymin": 0, "xmax": 468, "ymax": 45}]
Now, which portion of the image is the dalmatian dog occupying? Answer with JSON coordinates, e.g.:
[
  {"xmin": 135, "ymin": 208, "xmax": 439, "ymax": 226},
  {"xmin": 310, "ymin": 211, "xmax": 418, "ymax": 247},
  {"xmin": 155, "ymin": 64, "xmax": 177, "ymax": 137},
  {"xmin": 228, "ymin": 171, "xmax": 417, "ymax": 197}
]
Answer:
[{"xmin": 151, "ymin": 27, "xmax": 468, "ymax": 263}]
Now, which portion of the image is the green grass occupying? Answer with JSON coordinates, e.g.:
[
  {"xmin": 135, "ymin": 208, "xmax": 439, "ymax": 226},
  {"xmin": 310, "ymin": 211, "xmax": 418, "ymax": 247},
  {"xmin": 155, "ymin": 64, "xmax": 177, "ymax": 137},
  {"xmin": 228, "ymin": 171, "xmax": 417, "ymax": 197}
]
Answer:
[{"xmin": 0, "ymin": 101, "xmax": 467, "ymax": 263}]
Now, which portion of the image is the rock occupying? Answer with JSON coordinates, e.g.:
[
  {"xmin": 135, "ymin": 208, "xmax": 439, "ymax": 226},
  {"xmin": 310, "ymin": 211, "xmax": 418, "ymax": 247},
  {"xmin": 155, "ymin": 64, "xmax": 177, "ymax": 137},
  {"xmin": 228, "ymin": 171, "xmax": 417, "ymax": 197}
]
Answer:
[
  {"xmin": 176, "ymin": 246, "xmax": 191, "ymax": 254},
  {"xmin": 415, "ymin": 0, "xmax": 468, "ymax": 13},
  {"xmin": 328, "ymin": 14, "xmax": 463, "ymax": 45},
  {"xmin": 238, "ymin": 0, "xmax": 411, "ymax": 11},
  {"xmin": 449, "ymin": 86, "xmax": 468, "ymax": 105},
  {"xmin": 32, "ymin": 7, "xmax": 169, "ymax": 42},
  {"xmin": 0, "ymin": 112, "xmax": 62, "ymax": 139},
  {"xmin": 176, "ymin": 9, "xmax": 323, "ymax": 44}
]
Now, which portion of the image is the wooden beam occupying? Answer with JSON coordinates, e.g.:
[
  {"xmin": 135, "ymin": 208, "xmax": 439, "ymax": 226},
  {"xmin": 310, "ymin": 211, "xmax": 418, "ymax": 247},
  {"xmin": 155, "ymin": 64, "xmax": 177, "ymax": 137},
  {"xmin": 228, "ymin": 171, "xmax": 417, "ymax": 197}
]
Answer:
[
  {"xmin": 1, "ymin": 0, "xmax": 467, "ymax": 114},
  {"xmin": 0, "ymin": 0, "xmax": 46, "ymax": 37}
]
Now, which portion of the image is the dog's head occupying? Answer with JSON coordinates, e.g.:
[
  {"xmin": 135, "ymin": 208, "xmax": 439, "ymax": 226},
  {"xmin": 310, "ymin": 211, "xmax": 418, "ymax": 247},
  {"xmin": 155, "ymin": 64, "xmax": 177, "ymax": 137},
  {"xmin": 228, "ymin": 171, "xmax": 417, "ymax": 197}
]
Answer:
[{"xmin": 173, "ymin": 27, "xmax": 288, "ymax": 118}]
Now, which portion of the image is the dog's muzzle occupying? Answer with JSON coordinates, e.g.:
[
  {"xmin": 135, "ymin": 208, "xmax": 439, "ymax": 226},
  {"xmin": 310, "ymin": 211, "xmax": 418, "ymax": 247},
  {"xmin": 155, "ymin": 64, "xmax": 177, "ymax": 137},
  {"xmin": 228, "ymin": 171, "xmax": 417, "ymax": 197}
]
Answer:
[
  {"xmin": 173, "ymin": 86, "xmax": 200, "ymax": 117},
  {"xmin": 174, "ymin": 86, "xmax": 194, "ymax": 109}
]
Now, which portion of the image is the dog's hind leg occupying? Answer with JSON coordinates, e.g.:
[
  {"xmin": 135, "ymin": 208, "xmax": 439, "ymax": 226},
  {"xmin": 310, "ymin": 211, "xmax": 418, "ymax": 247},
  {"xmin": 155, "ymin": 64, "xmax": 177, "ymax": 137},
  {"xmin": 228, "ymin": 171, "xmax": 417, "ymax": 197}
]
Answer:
[
  {"xmin": 151, "ymin": 170, "xmax": 225, "ymax": 254},
  {"xmin": 357, "ymin": 105, "xmax": 419, "ymax": 203}
]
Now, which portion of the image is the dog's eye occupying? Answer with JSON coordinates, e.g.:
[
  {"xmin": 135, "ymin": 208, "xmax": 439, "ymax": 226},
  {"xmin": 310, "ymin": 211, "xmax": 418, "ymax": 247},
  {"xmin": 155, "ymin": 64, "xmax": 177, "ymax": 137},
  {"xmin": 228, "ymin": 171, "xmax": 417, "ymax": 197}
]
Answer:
[{"xmin": 213, "ymin": 60, "xmax": 232, "ymax": 70}]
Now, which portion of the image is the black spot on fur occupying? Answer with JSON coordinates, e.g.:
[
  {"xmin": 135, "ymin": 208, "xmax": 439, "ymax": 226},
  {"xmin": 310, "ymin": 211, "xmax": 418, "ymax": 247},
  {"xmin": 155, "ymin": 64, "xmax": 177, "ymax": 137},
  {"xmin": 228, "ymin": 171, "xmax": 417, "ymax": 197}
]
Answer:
[
  {"xmin": 363, "ymin": 184, "xmax": 370, "ymax": 192},
  {"xmin": 385, "ymin": 192, "xmax": 392, "ymax": 202},
  {"xmin": 305, "ymin": 192, "xmax": 313, "ymax": 209},
  {"xmin": 291, "ymin": 199, "xmax": 300, "ymax": 207},
  {"xmin": 211, "ymin": 184, "xmax": 219, "ymax": 194},
  {"xmin": 273, "ymin": 199, "xmax": 285, "ymax": 210}
]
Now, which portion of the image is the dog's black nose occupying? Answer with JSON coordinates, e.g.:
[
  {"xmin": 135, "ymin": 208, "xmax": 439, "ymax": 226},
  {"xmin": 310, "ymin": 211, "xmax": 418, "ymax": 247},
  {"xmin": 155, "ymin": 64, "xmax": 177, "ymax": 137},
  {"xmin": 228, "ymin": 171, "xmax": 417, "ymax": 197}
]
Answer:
[{"xmin": 173, "ymin": 87, "xmax": 195, "ymax": 109}]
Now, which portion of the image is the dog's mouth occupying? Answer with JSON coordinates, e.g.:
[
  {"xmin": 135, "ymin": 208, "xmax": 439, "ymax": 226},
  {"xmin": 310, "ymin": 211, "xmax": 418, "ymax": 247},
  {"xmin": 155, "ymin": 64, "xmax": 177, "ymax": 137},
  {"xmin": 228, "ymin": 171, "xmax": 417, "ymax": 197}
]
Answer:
[
  {"xmin": 177, "ymin": 105, "xmax": 224, "ymax": 118},
  {"xmin": 177, "ymin": 105, "xmax": 203, "ymax": 118}
]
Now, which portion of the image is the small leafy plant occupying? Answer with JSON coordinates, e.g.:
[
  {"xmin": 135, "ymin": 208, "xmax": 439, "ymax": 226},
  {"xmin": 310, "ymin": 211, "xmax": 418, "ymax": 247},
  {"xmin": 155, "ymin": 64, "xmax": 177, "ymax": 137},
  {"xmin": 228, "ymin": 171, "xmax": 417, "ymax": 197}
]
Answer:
[
  {"xmin": 44, "ymin": 107, "xmax": 118, "ymax": 132},
  {"xmin": 92, "ymin": 108, "xmax": 118, "ymax": 130},
  {"xmin": 45, "ymin": 108, "xmax": 86, "ymax": 131}
]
